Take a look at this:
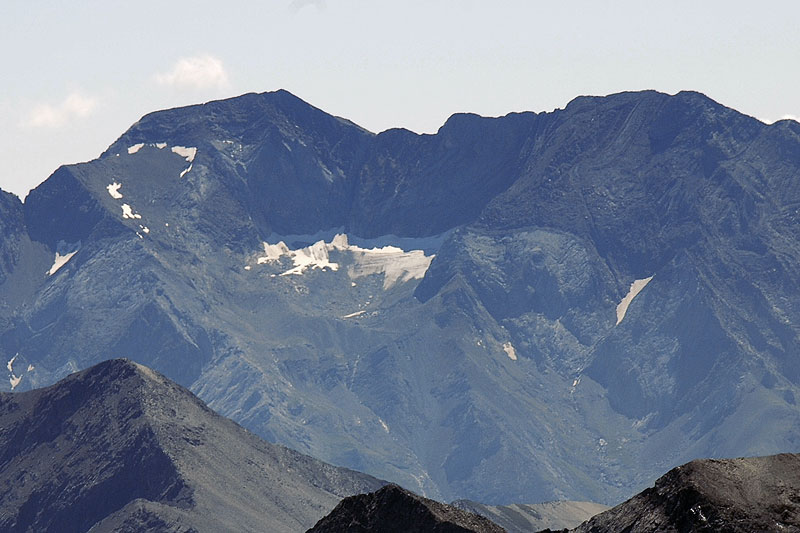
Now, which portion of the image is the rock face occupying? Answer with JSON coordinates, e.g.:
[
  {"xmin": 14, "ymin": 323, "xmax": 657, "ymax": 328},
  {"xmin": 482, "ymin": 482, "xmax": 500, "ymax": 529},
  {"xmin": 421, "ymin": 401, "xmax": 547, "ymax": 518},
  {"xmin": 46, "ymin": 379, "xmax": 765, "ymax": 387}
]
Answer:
[
  {"xmin": 2, "ymin": 89, "xmax": 800, "ymax": 504},
  {"xmin": 452, "ymin": 500, "xmax": 609, "ymax": 533},
  {"xmin": 0, "ymin": 359, "xmax": 383, "ymax": 533},
  {"xmin": 563, "ymin": 453, "xmax": 800, "ymax": 532},
  {"xmin": 307, "ymin": 484, "xmax": 506, "ymax": 533}
]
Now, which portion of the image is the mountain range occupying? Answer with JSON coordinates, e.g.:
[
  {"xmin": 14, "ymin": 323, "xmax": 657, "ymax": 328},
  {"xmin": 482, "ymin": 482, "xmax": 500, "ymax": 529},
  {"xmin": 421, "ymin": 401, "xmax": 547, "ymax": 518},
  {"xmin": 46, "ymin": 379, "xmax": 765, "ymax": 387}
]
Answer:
[{"xmin": 2, "ymin": 88, "xmax": 800, "ymax": 505}]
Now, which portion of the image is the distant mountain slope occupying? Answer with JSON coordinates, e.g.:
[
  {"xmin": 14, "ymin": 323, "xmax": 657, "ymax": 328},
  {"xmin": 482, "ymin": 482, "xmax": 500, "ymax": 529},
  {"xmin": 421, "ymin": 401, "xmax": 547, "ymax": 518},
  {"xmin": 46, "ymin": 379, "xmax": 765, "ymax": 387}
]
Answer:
[
  {"xmin": 2, "ymin": 89, "xmax": 800, "ymax": 505},
  {"xmin": 451, "ymin": 500, "xmax": 608, "ymax": 533},
  {"xmin": 307, "ymin": 484, "xmax": 505, "ymax": 533},
  {"xmin": 0, "ymin": 359, "xmax": 383, "ymax": 533},
  {"xmin": 562, "ymin": 453, "xmax": 800, "ymax": 532}
]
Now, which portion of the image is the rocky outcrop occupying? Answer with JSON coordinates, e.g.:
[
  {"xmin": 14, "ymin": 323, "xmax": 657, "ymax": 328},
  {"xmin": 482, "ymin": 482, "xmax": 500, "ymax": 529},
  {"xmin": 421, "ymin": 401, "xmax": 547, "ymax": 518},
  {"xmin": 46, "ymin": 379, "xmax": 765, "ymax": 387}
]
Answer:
[
  {"xmin": 559, "ymin": 453, "xmax": 800, "ymax": 532},
  {"xmin": 307, "ymin": 484, "xmax": 505, "ymax": 533}
]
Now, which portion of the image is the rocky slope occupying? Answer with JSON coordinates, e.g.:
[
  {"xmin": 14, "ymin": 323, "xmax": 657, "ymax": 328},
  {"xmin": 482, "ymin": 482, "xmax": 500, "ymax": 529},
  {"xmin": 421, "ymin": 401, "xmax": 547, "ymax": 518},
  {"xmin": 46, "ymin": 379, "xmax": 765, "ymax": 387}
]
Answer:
[
  {"xmin": 560, "ymin": 453, "xmax": 800, "ymax": 532},
  {"xmin": 2, "ymin": 89, "xmax": 800, "ymax": 504},
  {"xmin": 307, "ymin": 484, "xmax": 505, "ymax": 533},
  {"xmin": 452, "ymin": 500, "xmax": 608, "ymax": 533},
  {"xmin": 0, "ymin": 359, "xmax": 383, "ymax": 532}
]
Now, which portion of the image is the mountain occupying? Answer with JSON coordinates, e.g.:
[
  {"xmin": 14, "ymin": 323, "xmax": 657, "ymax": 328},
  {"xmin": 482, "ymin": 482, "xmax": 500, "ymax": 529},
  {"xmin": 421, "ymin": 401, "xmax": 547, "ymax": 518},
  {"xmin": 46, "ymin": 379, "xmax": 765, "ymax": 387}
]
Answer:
[
  {"xmin": 559, "ymin": 453, "xmax": 800, "ymax": 532},
  {"xmin": 451, "ymin": 500, "xmax": 608, "ymax": 533},
  {"xmin": 2, "ymin": 89, "xmax": 800, "ymax": 505},
  {"xmin": 307, "ymin": 484, "xmax": 505, "ymax": 533},
  {"xmin": 0, "ymin": 359, "xmax": 383, "ymax": 532}
]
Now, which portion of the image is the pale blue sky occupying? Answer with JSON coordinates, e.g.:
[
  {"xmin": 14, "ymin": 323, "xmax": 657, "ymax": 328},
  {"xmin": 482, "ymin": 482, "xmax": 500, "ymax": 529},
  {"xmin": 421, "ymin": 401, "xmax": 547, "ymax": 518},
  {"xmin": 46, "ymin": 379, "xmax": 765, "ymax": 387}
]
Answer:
[{"xmin": 2, "ymin": 0, "xmax": 798, "ymax": 199}]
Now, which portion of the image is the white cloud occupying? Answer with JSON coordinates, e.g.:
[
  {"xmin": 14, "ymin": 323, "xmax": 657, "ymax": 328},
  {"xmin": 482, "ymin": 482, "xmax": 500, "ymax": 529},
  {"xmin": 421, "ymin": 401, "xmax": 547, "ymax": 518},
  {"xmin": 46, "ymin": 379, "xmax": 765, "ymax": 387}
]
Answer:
[
  {"xmin": 23, "ymin": 92, "xmax": 98, "ymax": 129},
  {"xmin": 289, "ymin": 0, "xmax": 326, "ymax": 12},
  {"xmin": 155, "ymin": 55, "xmax": 230, "ymax": 90}
]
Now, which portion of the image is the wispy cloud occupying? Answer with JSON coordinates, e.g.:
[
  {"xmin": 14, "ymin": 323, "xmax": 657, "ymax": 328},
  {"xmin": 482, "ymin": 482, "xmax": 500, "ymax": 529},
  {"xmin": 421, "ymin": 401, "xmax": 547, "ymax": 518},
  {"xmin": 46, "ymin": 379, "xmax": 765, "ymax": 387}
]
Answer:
[
  {"xmin": 23, "ymin": 92, "xmax": 98, "ymax": 129},
  {"xmin": 155, "ymin": 55, "xmax": 230, "ymax": 90},
  {"xmin": 289, "ymin": 0, "xmax": 327, "ymax": 13}
]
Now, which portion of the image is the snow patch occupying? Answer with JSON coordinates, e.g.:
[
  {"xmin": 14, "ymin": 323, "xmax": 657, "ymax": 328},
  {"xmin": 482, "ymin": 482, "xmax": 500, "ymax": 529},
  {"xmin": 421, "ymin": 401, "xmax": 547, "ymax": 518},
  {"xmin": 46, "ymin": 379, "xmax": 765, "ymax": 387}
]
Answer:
[
  {"xmin": 616, "ymin": 275, "xmax": 654, "ymax": 325},
  {"xmin": 127, "ymin": 143, "xmax": 144, "ymax": 154},
  {"xmin": 48, "ymin": 250, "xmax": 78, "ymax": 276},
  {"xmin": 179, "ymin": 164, "xmax": 192, "ymax": 178},
  {"xmin": 342, "ymin": 310, "xmax": 366, "ymax": 319},
  {"xmin": 139, "ymin": 225, "xmax": 149, "ymax": 234},
  {"xmin": 282, "ymin": 240, "xmax": 339, "ymax": 275},
  {"xmin": 7, "ymin": 354, "xmax": 16, "ymax": 373},
  {"xmin": 106, "ymin": 182, "xmax": 123, "ymax": 199},
  {"xmin": 258, "ymin": 242, "xmax": 290, "ymax": 264},
  {"xmin": 27, "ymin": 364, "xmax": 34, "ymax": 372},
  {"xmin": 255, "ymin": 233, "xmax": 434, "ymax": 288},
  {"xmin": 503, "ymin": 341, "xmax": 518, "ymax": 361},
  {"xmin": 171, "ymin": 146, "xmax": 197, "ymax": 162},
  {"xmin": 121, "ymin": 204, "xmax": 142, "ymax": 219},
  {"xmin": 379, "ymin": 418, "xmax": 390, "ymax": 433},
  {"xmin": 9, "ymin": 375, "xmax": 21, "ymax": 389},
  {"xmin": 155, "ymin": 142, "xmax": 167, "ymax": 149},
  {"xmin": 244, "ymin": 265, "xmax": 251, "ymax": 271}
]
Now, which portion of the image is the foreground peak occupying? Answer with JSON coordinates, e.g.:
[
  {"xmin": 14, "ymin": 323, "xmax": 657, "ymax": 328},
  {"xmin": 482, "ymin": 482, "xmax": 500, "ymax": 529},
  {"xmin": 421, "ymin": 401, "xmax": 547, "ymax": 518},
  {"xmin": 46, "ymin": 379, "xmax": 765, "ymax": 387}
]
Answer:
[{"xmin": 308, "ymin": 483, "xmax": 505, "ymax": 533}]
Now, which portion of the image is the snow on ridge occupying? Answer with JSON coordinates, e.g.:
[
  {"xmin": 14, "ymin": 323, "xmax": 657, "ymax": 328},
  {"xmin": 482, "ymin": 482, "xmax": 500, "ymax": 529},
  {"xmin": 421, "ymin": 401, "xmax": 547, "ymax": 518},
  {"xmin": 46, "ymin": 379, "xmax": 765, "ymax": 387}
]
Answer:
[
  {"xmin": 253, "ymin": 233, "xmax": 434, "ymax": 288},
  {"xmin": 127, "ymin": 143, "xmax": 144, "ymax": 154},
  {"xmin": 179, "ymin": 164, "xmax": 193, "ymax": 178},
  {"xmin": 155, "ymin": 142, "xmax": 167, "ymax": 149},
  {"xmin": 616, "ymin": 275, "xmax": 654, "ymax": 325},
  {"xmin": 48, "ymin": 250, "xmax": 78, "ymax": 276},
  {"xmin": 172, "ymin": 146, "xmax": 197, "ymax": 162},
  {"xmin": 6, "ymin": 354, "xmax": 16, "ymax": 373},
  {"xmin": 107, "ymin": 182, "xmax": 123, "ymax": 199}
]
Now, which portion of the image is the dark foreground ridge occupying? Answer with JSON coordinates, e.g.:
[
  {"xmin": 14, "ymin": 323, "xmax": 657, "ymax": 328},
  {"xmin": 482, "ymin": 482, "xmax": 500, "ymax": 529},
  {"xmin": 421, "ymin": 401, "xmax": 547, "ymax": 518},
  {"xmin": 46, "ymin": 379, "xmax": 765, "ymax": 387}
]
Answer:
[
  {"xmin": 0, "ymin": 359, "xmax": 383, "ymax": 533},
  {"xmin": 307, "ymin": 483, "xmax": 506, "ymax": 533},
  {"xmin": 545, "ymin": 453, "xmax": 800, "ymax": 533}
]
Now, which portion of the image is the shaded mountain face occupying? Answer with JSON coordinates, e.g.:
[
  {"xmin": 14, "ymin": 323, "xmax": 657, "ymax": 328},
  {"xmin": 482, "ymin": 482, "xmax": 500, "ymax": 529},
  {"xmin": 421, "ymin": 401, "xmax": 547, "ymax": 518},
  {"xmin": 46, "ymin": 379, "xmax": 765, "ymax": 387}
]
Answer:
[
  {"xmin": 0, "ymin": 359, "xmax": 383, "ymax": 533},
  {"xmin": 561, "ymin": 453, "xmax": 800, "ymax": 532},
  {"xmin": 307, "ymin": 484, "xmax": 506, "ymax": 533},
  {"xmin": 2, "ymin": 89, "xmax": 800, "ymax": 504}
]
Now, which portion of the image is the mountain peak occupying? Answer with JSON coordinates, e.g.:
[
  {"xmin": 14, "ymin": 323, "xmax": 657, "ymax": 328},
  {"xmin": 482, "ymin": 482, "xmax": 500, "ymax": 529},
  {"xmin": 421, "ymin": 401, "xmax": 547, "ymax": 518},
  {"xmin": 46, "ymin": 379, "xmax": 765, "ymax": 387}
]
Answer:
[
  {"xmin": 0, "ymin": 360, "xmax": 383, "ymax": 532},
  {"xmin": 308, "ymin": 483, "xmax": 506, "ymax": 533},
  {"xmin": 569, "ymin": 454, "xmax": 800, "ymax": 532}
]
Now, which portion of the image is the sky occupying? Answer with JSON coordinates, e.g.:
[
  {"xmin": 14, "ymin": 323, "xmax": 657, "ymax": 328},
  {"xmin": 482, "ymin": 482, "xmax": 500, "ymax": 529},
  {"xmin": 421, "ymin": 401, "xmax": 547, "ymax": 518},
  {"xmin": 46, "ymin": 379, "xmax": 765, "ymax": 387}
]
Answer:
[{"xmin": 2, "ymin": 0, "xmax": 799, "ymax": 200}]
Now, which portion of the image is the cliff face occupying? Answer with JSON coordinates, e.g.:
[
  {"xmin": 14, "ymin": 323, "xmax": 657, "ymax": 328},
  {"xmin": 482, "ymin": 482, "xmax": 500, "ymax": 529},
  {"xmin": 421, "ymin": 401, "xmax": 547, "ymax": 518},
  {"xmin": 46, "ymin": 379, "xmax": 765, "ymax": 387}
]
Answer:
[{"xmin": 2, "ymin": 89, "xmax": 800, "ymax": 504}]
